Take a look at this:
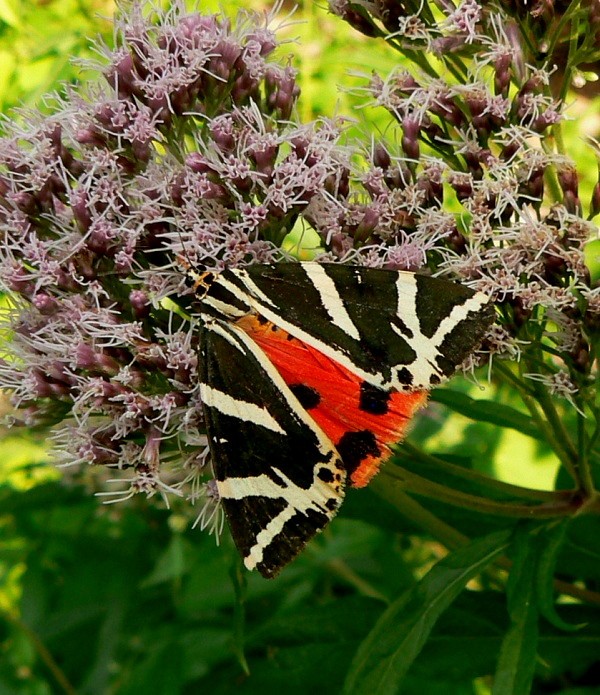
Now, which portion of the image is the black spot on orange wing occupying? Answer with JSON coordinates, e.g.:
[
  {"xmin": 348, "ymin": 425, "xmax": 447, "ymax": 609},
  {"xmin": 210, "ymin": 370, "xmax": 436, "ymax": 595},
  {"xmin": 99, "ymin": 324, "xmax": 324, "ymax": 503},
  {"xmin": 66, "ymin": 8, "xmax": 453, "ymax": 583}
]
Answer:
[
  {"xmin": 359, "ymin": 382, "xmax": 391, "ymax": 415},
  {"xmin": 290, "ymin": 383, "xmax": 321, "ymax": 409},
  {"xmin": 236, "ymin": 313, "xmax": 428, "ymax": 488},
  {"xmin": 336, "ymin": 430, "xmax": 381, "ymax": 478}
]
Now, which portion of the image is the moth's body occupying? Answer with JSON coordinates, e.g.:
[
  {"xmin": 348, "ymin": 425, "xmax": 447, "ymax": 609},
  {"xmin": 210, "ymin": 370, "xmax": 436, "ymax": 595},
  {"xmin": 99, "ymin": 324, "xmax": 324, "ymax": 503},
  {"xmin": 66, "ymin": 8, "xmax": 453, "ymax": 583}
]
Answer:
[{"xmin": 194, "ymin": 262, "xmax": 494, "ymax": 578}]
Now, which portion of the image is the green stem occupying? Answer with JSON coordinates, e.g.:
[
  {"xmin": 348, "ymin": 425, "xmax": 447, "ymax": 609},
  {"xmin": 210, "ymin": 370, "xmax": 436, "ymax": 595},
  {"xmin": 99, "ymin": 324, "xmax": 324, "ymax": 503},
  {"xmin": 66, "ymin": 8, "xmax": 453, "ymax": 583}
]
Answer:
[
  {"xmin": 381, "ymin": 466, "xmax": 580, "ymax": 519},
  {"xmin": 399, "ymin": 440, "xmax": 564, "ymax": 502},
  {"xmin": 2, "ymin": 610, "xmax": 76, "ymax": 695},
  {"xmin": 542, "ymin": 137, "xmax": 565, "ymax": 201},
  {"xmin": 370, "ymin": 475, "xmax": 469, "ymax": 549},
  {"xmin": 533, "ymin": 385, "xmax": 578, "ymax": 459},
  {"xmin": 557, "ymin": 8, "xmax": 584, "ymax": 104},
  {"xmin": 578, "ymin": 411, "xmax": 596, "ymax": 495}
]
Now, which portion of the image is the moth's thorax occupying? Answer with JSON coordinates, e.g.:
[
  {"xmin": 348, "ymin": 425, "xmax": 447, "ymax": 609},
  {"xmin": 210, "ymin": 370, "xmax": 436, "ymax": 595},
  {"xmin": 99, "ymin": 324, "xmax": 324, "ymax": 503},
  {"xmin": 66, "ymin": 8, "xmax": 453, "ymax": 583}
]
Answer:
[
  {"xmin": 188, "ymin": 268, "xmax": 215, "ymax": 295},
  {"xmin": 193, "ymin": 268, "xmax": 253, "ymax": 320}
]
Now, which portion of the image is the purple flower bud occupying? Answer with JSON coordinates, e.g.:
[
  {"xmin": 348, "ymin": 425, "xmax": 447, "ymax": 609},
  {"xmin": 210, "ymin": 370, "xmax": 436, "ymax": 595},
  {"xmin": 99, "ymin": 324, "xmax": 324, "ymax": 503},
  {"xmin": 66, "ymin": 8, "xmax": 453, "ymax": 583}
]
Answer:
[
  {"xmin": 75, "ymin": 127, "xmax": 107, "ymax": 148},
  {"xmin": 571, "ymin": 339, "xmax": 590, "ymax": 374},
  {"xmin": 447, "ymin": 226, "xmax": 467, "ymax": 254},
  {"xmin": 385, "ymin": 163, "xmax": 412, "ymax": 191},
  {"xmin": 373, "ymin": 144, "xmax": 391, "ymax": 169},
  {"xmin": 558, "ymin": 166, "xmax": 580, "ymax": 214},
  {"xmin": 329, "ymin": 0, "xmax": 381, "ymax": 38},
  {"xmin": 87, "ymin": 219, "xmax": 117, "ymax": 255},
  {"xmin": 106, "ymin": 52, "xmax": 139, "ymax": 99},
  {"xmin": 210, "ymin": 38, "xmax": 242, "ymax": 81},
  {"xmin": 32, "ymin": 293, "xmax": 57, "ymax": 315},
  {"xmin": 129, "ymin": 290, "xmax": 150, "ymax": 319},
  {"xmin": 265, "ymin": 66, "xmax": 300, "ymax": 120},
  {"xmin": 0, "ymin": 174, "xmax": 9, "ymax": 198},
  {"xmin": 401, "ymin": 118, "xmax": 420, "ymax": 161},
  {"xmin": 521, "ymin": 166, "xmax": 544, "ymax": 206},
  {"xmin": 210, "ymin": 115, "xmax": 236, "ymax": 152},
  {"xmin": 31, "ymin": 369, "xmax": 70, "ymax": 399},
  {"xmin": 417, "ymin": 169, "xmax": 443, "ymax": 207},
  {"xmin": 10, "ymin": 191, "xmax": 38, "ymax": 215},
  {"xmin": 180, "ymin": 13, "xmax": 220, "ymax": 43},
  {"xmin": 354, "ymin": 206, "xmax": 380, "ymax": 243},
  {"xmin": 76, "ymin": 343, "xmax": 120, "ymax": 375},
  {"xmin": 429, "ymin": 93, "xmax": 465, "ymax": 128},
  {"xmin": 6, "ymin": 264, "xmax": 35, "ymax": 297},
  {"xmin": 324, "ymin": 168, "xmax": 350, "ymax": 199},
  {"xmin": 450, "ymin": 172, "xmax": 474, "ymax": 202},
  {"xmin": 247, "ymin": 28, "xmax": 277, "ymax": 56},
  {"xmin": 494, "ymin": 53, "xmax": 512, "ymax": 97}
]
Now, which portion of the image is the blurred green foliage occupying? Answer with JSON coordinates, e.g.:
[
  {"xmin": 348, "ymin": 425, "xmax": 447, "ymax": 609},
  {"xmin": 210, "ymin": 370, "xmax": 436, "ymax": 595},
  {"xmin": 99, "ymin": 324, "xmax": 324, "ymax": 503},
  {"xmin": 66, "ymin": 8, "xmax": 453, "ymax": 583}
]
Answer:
[{"xmin": 1, "ymin": 2, "xmax": 599, "ymax": 694}]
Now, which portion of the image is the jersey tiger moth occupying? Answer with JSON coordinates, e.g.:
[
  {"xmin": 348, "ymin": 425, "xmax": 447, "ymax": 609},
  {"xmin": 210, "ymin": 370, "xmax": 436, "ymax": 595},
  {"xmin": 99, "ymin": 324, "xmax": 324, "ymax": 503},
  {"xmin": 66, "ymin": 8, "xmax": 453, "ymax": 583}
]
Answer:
[{"xmin": 193, "ymin": 262, "xmax": 494, "ymax": 578}]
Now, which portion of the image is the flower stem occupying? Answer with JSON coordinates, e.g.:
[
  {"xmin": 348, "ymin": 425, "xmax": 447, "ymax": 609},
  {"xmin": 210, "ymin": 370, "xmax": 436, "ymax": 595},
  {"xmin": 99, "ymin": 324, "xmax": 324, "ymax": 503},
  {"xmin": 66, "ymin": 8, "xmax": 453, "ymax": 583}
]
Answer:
[
  {"xmin": 577, "ymin": 411, "xmax": 597, "ymax": 496},
  {"xmin": 370, "ymin": 475, "xmax": 468, "ymax": 549},
  {"xmin": 399, "ymin": 440, "xmax": 564, "ymax": 502},
  {"xmin": 380, "ymin": 466, "xmax": 580, "ymax": 519}
]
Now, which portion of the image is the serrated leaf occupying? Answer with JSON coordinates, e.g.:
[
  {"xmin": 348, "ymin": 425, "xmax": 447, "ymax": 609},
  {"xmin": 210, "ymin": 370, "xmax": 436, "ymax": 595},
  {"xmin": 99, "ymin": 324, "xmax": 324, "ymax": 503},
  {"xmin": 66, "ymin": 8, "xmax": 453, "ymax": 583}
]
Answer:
[
  {"xmin": 343, "ymin": 530, "xmax": 512, "ymax": 695},
  {"xmin": 431, "ymin": 390, "xmax": 542, "ymax": 440},
  {"xmin": 492, "ymin": 528, "xmax": 540, "ymax": 695}
]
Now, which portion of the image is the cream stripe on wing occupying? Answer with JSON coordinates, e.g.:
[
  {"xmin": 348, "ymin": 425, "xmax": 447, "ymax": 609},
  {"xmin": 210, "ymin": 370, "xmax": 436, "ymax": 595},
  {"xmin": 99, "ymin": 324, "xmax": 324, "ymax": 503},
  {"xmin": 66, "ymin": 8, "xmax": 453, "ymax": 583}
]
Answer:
[
  {"xmin": 430, "ymin": 292, "xmax": 490, "ymax": 344},
  {"xmin": 244, "ymin": 505, "xmax": 297, "ymax": 570},
  {"xmin": 201, "ymin": 384, "xmax": 286, "ymax": 435},
  {"xmin": 302, "ymin": 263, "xmax": 361, "ymax": 340}
]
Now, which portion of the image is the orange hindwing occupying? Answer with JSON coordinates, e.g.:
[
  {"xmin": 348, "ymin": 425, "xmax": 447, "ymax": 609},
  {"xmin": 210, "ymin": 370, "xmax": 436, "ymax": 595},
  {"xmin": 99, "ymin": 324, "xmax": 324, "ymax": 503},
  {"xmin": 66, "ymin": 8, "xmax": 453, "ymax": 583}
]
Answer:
[{"xmin": 236, "ymin": 314, "xmax": 428, "ymax": 488}]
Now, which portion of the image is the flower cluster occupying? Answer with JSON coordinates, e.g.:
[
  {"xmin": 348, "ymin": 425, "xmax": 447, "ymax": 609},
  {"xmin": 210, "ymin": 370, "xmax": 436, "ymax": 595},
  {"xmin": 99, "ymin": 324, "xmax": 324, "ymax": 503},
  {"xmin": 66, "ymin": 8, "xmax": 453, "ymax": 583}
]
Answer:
[
  {"xmin": 327, "ymin": 0, "xmax": 599, "ymax": 416},
  {"xmin": 0, "ymin": 0, "xmax": 598, "ymax": 519},
  {"xmin": 0, "ymin": 2, "xmax": 354, "ymax": 515}
]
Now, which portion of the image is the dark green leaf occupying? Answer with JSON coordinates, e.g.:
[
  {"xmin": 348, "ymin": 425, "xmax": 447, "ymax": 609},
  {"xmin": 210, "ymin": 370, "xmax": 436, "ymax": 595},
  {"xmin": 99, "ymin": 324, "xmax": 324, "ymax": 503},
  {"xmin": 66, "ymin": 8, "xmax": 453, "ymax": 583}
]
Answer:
[
  {"xmin": 343, "ymin": 530, "xmax": 512, "ymax": 695},
  {"xmin": 556, "ymin": 515, "xmax": 600, "ymax": 583},
  {"xmin": 536, "ymin": 521, "xmax": 583, "ymax": 631},
  {"xmin": 140, "ymin": 533, "xmax": 191, "ymax": 588},
  {"xmin": 492, "ymin": 528, "xmax": 540, "ymax": 695}
]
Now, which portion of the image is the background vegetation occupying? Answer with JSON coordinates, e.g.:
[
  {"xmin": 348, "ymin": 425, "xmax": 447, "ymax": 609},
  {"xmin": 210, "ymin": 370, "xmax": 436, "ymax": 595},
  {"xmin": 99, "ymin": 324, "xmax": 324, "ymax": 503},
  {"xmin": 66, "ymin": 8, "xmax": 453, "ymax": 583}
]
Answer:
[{"xmin": 1, "ymin": 1, "xmax": 599, "ymax": 694}]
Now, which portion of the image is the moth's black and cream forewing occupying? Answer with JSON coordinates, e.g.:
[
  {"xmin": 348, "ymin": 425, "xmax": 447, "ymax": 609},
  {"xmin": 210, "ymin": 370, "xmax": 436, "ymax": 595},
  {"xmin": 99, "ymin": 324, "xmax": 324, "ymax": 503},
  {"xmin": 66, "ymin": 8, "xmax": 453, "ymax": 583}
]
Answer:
[
  {"xmin": 200, "ymin": 263, "xmax": 494, "ymax": 392},
  {"xmin": 196, "ymin": 262, "xmax": 494, "ymax": 578},
  {"xmin": 198, "ymin": 316, "xmax": 346, "ymax": 578}
]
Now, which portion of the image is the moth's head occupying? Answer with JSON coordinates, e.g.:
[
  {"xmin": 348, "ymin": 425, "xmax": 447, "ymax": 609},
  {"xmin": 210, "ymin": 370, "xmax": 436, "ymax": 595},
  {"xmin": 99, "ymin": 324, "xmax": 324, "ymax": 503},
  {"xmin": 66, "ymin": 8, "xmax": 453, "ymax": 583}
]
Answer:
[{"xmin": 177, "ymin": 255, "xmax": 217, "ymax": 299}]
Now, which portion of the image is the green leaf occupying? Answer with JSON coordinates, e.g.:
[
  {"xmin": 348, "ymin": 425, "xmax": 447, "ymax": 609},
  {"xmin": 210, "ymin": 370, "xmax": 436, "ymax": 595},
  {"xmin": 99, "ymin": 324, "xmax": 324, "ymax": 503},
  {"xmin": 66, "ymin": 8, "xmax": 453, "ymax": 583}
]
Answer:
[
  {"xmin": 119, "ymin": 640, "xmax": 185, "ymax": 695},
  {"xmin": 536, "ymin": 521, "xmax": 584, "ymax": 632},
  {"xmin": 140, "ymin": 533, "xmax": 189, "ymax": 588},
  {"xmin": 343, "ymin": 529, "xmax": 512, "ymax": 695},
  {"xmin": 431, "ymin": 390, "xmax": 542, "ymax": 440},
  {"xmin": 557, "ymin": 515, "xmax": 600, "ymax": 583},
  {"xmin": 492, "ymin": 528, "xmax": 540, "ymax": 695},
  {"xmin": 584, "ymin": 238, "xmax": 600, "ymax": 283}
]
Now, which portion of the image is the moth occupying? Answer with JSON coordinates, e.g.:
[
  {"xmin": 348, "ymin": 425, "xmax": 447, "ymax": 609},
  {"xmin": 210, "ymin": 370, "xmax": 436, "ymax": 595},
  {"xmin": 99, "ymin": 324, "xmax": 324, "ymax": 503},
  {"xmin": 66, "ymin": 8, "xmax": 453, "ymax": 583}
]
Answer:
[{"xmin": 193, "ymin": 262, "xmax": 494, "ymax": 578}]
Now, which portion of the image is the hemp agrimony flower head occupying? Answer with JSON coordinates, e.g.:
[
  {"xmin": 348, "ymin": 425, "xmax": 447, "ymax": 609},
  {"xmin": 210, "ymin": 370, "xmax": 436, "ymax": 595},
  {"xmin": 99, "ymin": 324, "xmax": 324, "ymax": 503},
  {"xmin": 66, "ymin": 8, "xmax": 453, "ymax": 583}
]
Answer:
[
  {"xmin": 0, "ymin": 2, "xmax": 359, "ymax": 518},
  {"xmin": 0, "ymin": 0, "xmax": 599, "ymax": 529},
  {"xmin": 327, "ymin": 0, "xmax": 600, "ymax": 496}
]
